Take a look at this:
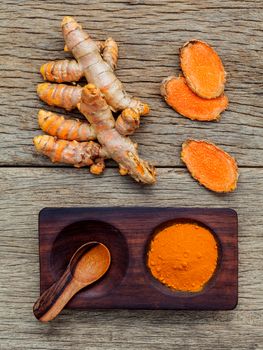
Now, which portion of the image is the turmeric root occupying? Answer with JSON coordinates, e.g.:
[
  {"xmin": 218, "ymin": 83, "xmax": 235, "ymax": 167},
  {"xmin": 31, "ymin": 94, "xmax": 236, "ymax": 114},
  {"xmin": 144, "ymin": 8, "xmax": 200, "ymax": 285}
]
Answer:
[
  {"xmin": 35, "ymin": 17, "xmax": 155, "ymax": 184},
  {"xmin": 37, "ymin": 84, "xmax": 145, "ymax": 136},
  {"xmin": 40, "ymin": 60, "xmax": 84, "ymax": 83},
  {"xmin": 60, "ymin": 16, "xmax": 148, "ymax": 113},
  {"xmin": 40, "ymin": 38, "xmax": 118, "ymax": 83},
  {"xmin": 37, "ymin": 83, "xmax": 82, "ymax": 111},
  {"xmin": 40, "ymin": 17, "xmax": 148, "ymax": 114},
  {"xmin": 38, "ymin": 109, "xmax": 96, "ymax": 141},
  {"xmin": 115, "ymin": 108, "xmax": 141, "ymax": 135},
  {"xmin": 79, "ymin": 84, "xmax": 156, "ymax": 184},
  {"xmin": 34, "ymin": 135, "xmax": 106, "ymax": 171},
  {"xmin": 36, "ymin": 82, "xmax": 155, "ymax": 183},
  {"xmin": 180, "ymin": 40, "xmax": 226, "ymax": 99},
  {"xmin": 181, "ymin": 139, "xmax": 238, "ymax": 192},
  {"xmin": 90, "ymin": 158, "xmax": 106, "ymax": 175},
  {"xmin": 102, "ymin": 37, "xmax": 119, "ymax": 71},
  {"xmin": 161, "ymin": 76, "xmax": 228, "ymax": 121}
]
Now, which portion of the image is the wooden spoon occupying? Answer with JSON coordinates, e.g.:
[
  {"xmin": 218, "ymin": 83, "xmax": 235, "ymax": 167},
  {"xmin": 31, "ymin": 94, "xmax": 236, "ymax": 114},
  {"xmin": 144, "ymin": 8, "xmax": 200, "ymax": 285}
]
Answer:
[{"xmin": 33, "ymin": 242, "xmax": 111, "ymax": 322}]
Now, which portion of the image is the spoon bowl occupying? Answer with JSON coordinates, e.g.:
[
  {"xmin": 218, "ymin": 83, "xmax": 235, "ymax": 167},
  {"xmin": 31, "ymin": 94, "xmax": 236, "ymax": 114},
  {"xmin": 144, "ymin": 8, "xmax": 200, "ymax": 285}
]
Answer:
[{"xmin": 69, "ymin": 242, "xmax": 111, "ymax": 284}]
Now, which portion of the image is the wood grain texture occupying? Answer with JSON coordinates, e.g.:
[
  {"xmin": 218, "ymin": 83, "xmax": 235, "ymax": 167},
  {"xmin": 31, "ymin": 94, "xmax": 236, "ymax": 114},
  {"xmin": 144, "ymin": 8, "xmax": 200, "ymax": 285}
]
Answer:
[
  {"xmin": 0, "ymin": 168, "xmax": 262, "ymax": 349},
  {"xmin": 0, "ymin": 0, "xmax": 263, "ymax": 348},
  {"xmin": 0, "ymin": 0, "xmax": 262, "ymax": 166}
]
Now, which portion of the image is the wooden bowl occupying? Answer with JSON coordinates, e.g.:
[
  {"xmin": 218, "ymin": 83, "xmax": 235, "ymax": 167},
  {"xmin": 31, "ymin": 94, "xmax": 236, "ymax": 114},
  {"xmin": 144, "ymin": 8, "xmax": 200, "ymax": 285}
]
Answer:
[{"xmin": 39, "ymin": 207, "xmax": 238, "ymax": 310}]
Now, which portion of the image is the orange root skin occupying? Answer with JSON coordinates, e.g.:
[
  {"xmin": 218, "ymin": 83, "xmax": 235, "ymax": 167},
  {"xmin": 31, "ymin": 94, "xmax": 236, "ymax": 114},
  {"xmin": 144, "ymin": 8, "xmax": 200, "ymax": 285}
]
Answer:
[
  {"xmin": 90, "ymin": 158, "xmax": 105, "ymax": 175},
  {"xmin": 61, "ymin": 16, "xmax": 148, "ymax": 113},
  {"xmin": 79, "ymin": 84, "xmax": 156, "ymax": 185},
  {"xmin": 115, "ymin": 108, "xmax": 141, "ymax": 135},
  {"xmin": 161, "ymin": 76, "xmax": 228, "ymax": 121},
  {"xmin": 33, "ymin": 135, "xmax": 103, "ymax": 168},
  {"xmin": 180, "ymin": 40, "xmax": 226, "ymax": 99},
  {"xmin": 181, "ymin": 139, "xmax": 238, "ymax": 193},
  {"xmin": 40, "ymin": 60, "xmax": 84, "ymax": 83},
  {"xmin": 37, "ymin": 83, "xmax": 82, "ymax": 111},
  {"xmin": 35, "ymin": 17, "xmax": 153, "ymax": 184},
  {"xmin": 38, "ymin": 110, "xmax": 96, "ymax": 141},
  {"xmin": 102, "ymin": 37, "xmax": 118, "ymax": 70}
]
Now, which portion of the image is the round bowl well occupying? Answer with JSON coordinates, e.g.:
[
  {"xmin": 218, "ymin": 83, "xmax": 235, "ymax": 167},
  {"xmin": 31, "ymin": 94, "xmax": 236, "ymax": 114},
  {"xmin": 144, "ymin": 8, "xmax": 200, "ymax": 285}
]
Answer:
[
  {"xmin": 144, "ymin": 218, "xmax": 222, "ymax": 296},
  {"xmin": 51, "ymin": 220, "xmax": 129, "ymax": 298}
]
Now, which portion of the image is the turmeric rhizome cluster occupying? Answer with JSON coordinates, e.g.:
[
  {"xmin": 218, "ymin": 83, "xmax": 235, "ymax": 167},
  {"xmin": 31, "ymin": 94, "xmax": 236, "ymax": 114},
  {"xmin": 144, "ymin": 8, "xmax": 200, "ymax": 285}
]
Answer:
[{"xmin": 34, "ymin": 16, "xmax": 156, "ymax": 185}]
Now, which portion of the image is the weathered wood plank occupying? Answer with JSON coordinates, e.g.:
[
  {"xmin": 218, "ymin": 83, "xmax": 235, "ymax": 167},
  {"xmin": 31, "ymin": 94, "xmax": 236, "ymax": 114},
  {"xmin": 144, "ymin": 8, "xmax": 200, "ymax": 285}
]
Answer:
[
  {"xmin": 0, "ymin": 1, "xmax": 262, "ymax": 349},
  {"xmin": 0, "ymin": 167, "xmax": 262, "ymax": 349},
  {"xmin": 0, "ymin": 0, "xmax": 262, "ymax": 166}
]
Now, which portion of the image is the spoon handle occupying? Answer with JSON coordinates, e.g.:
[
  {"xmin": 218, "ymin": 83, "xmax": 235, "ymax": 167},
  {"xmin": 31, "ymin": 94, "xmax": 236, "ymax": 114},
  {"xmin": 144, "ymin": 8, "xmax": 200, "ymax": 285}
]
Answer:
[{"xmin": 33, "ymin": 267, "xmax": 81, "ymax": 322}]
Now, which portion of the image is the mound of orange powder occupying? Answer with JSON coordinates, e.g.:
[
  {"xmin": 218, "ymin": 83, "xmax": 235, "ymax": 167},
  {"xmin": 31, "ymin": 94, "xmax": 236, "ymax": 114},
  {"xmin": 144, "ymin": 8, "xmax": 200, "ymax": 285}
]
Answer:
[{"xmin": 147, "ymin": 222, "xmax": 218, "ymax": 292}]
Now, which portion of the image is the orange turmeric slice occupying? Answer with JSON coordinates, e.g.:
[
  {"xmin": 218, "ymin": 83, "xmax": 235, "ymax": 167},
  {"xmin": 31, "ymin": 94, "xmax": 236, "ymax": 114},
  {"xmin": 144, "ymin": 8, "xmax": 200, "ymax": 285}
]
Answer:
[
  {"xmin": 181, "ymin": 139, "xmax": 238, "ymax": 192},
  {"xmin": 180, "ymin": 40, "xmax": 226, "ymax": 99},
  {"xmin": 161, "ymin": 76, "xmax": 228, "ymax": 121}
]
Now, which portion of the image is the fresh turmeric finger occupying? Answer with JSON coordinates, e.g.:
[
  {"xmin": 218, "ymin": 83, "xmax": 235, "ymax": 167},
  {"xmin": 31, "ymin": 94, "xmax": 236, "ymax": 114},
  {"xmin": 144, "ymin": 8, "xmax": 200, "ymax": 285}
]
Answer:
[
  {"xmin": 33, "ymin": 135, "xmax": 105, "ymax": 168},
  {"xmin": 181, "ymin": 139, "xmax": 238, "ymax": 192},
  {"xmin": 102, "ymin": 37, "xmax": 118, "ymax": 70},
  {"xmin": 38, "ymin": 110, "xmax": 96, "ymax": 141},
  {"xmin": 37, "ymin": 83, "xmax": 82, "ymax": 111},
  {"xmin": 115, "ymin": 108, "xmax": 141, "ymax": 135},
  {"xmin": 161, "ymin": 76, "xmax": 228, "ymax": 121},
  {"xmin": 180, "ymin": 40, "xmax": 226, "ymax": 99},
  {"xmin": 40, "ymin": 59, "xmax": 84, "ymax": 83},
  {"xmin": 61, "ymin": 16, "xmax": 148, "ymax": 113}
]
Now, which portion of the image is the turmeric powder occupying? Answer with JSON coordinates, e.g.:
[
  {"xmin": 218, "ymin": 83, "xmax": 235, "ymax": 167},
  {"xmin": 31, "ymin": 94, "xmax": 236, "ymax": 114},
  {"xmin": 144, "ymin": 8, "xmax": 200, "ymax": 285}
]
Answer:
[{"xmin": 148, "ymin": 222, "xmax": 218, "ymax": 292}]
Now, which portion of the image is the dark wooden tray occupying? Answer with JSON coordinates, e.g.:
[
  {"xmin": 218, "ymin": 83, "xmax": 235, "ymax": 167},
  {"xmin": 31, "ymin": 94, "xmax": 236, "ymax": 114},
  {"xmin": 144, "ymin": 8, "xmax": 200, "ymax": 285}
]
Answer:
[{"xmin": 38, "ymin": 207, "xmax": 238, "ymax": 310}]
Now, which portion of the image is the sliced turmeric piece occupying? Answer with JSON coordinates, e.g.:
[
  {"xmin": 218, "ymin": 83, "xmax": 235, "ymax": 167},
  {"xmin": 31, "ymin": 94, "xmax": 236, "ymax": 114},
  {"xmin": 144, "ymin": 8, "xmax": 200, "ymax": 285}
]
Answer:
[
  {"xmin": 161, "ymin": 76, "xmax": 228, "ymax": 121},
  {"xmin": 181, "ymin": 139, "xmax": 238, "ymax": 192},
  {"xmin": 180, "ymin": 40, "xmax": 226, "ymax": 99}
]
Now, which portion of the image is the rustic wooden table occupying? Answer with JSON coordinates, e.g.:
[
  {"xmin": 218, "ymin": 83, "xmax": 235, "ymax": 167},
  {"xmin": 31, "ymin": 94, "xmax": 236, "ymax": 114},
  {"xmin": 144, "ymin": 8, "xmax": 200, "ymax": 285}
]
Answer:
[{"xmin": 0, "ymin": 1, "xmax": 262, "ymax": 349}]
